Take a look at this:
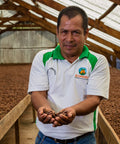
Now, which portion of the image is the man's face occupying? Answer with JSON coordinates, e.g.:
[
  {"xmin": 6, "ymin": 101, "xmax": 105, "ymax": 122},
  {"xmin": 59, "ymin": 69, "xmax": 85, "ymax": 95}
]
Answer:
[{"xmin": 57, "ymin": 15, "xmax": 88, "ymax": 60}]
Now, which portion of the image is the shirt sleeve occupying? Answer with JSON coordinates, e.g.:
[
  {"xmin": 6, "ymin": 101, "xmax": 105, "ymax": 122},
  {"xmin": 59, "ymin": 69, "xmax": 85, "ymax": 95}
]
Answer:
[
  {"xmin": 87, "ymin": 55, "xmax": 110, "ymax": 99},
  {"xmin": 28, "ymin": 51, "xmax": 49, "ymax": 93}
]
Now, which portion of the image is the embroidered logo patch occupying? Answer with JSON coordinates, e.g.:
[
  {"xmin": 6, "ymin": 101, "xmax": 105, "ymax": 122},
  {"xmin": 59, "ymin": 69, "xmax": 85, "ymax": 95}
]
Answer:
[
  {"xmin": 75, "ymin": 67, "xmax": 88, "ymax": 79},
  {"xmin": 79, "ymin": 67, "xmax": 86, "ymax": 75}
]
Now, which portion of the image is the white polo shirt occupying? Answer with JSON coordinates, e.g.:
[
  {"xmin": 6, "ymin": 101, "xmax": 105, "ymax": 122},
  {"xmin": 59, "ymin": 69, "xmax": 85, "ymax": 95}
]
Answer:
[{"xmin": 28, "ymin": 45, "xmax": 110, "ymax": 139}]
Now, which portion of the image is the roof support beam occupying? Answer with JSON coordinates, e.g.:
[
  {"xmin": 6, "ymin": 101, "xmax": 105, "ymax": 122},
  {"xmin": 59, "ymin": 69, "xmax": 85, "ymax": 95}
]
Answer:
[
  {"xmin": 86, "ymin": 40, "xmax": 115, "ymax": 56},
  {"xmin": 1, "ymin": 0, "xmax": 119, "ymax": 39},
  {"xmin": 0, "ymin": 23, "xmax": 19, "ymax": 34},
  {"xmin": 0, "ymin": 1, "xmax": 56, "ymax": 34},
  {"xmin": 0, "ymin": 14, "xmax": 19, "ymax": 25},
  {"xmin": 88, "ymin": 33, "xmax": 120, "ymax": 52},
  {"xmin": 36, "ymin": 0, "xmax": 65, "ymax": 11},
  {"xmin": 114, "ymin": 50, "xmax": 120, "ymax": 59},
  {"xmin": 37, "ymin": 0, "xmax": 120, "ymax": 39},
  {"xmin": 88, "ymin": 18, "xmax": 120, "ymax": 39},
  {"xmin": 11, "ymin": 0, "xmax": 57, "ymax": 22},
  {"xmin": 98, "ymin": 3, "xmax": 117, "ymax": 21},
  {"xmin": 0, "ymin": 17, "xmax": 30, "ymax": 21},
  {"xmin": 0, "ymin": 24, "xmax": 41, "ymax": 27},
  {"xmin": 0, "ymin": 0, "xmax": 119, "ymax": 60},
  {"xmin": 109, "ymin": 0, "xmax": 120, "ymax": 5}
]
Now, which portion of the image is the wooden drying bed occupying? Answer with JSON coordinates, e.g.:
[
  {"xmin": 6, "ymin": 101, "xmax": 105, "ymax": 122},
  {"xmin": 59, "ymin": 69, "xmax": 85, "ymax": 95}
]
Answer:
[
  {"xmin": 0, "ymin": 94, "xmax": 31, "ymax": 142},
  {"xmin": 0, "ymin": 64, "xmax": 120, "ymax": 144},
  {"xmin": 96, "ymin": 108, "xmax": 120, "ymax": 144},
  {"xmin": 0, "ymin": 99, "xmax": 119, "ymax": 144}
]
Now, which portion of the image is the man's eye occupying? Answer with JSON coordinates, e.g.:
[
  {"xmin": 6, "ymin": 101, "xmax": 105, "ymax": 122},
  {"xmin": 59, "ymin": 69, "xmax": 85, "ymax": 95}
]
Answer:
[
  {"xmin": 73, "ymin": 31, "xmax": 80, "ymax": 35},
  {"xmin": 61, "ymin": 30, "xmax": 67, "ymax": 34}
]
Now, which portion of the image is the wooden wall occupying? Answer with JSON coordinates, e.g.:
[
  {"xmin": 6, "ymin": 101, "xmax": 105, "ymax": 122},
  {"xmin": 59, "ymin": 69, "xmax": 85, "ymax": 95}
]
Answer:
[{"xmin": 0, "ymin": 31, "xmax": 57, "ymax": 64}]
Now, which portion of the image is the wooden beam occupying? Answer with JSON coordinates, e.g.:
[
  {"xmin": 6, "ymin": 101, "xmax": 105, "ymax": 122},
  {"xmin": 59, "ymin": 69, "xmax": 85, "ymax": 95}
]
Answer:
[
  {"xmin": 109, "ymin": 0, "xmax": 120, "ymax": 5},
  {"xmin": 0, "ymin": 23, "xmax": 18, "ymax": 34},
  {"xmin": 0, "ymin": 1, "xmax": 56, "ymax": 34},
  {"xmin": 0, "ymin": 28, "xmax": 45, "ymax": 31},
  {"xmin": 0, "ymin": 1, "xmax": 57, "ymax": 33},
  {"xmin": 1, "ymin": 0, "xmax": 120, "ymax": 40},
  {"xmin": 27, "ymin": 12, "xmax": 56, "ymax": 34},
  {"xmin": 0, "ymin": 2, "xmax": 18, "ymax": 10},
  {"xmin": 15, "ymin": 119, "xmax": 20, "ymax": 144},
  {"xmin": 0, "ymin": 23, "xmax": 44, "ymax": 32},
  {"xmin": 86, "ymin": 40, "xmax": 116, "ymax": 56},
  {"xmin": 37, "ymin": 0, "xmax": 65, "ymax": 11},
  {"xmin": 32, "ymin": 106, "xmax": 36, "ymax": 123},
  {"xmin": 37, "ymin": 0, "xmax": 120, "ymax": 39},
  {"xmin": 0, "ymin": 17, "xmax": 29, "ymax": 21},
  {"xmin": 12, "ymin": 0, "xmax": 57, "ymax": 22},
  {"xmin": 98, "ymin": 3, "xmax": 117, "ymax": 20},
  {"xmin": 0, "ymin": 24, "xmax": 42, "ymax": 27},
  {"xmin": 88, "ymin": 18, "xmax": 120, "ymax": 40},
  {"xmin": 87, "ymin": 43, "xmax": 114, "ymax": 65},
  {"xmin": 1, "ymin": 0, "xmax": 120, "ymax": 57},
  {"xmin": 98, "ymin": 108, "xmax": 120, "ymax": 144},
  {"xmin": 0, "ymin": 18, "xmax": 56, "ymax": 35},
  {"xmin": 88, "ymin": 33, "xmax": 120, "ymax": 52},
  {"xmin": 87, "ymin": 41, "xmax": 120, "ymax": 61},
  {"xmin": 0, "ymin": 14, "xmax": 20, "ymax": 26},
  {"xmin": 112, "ymin": 56, "xmax": 117, "ymax": 67},
  {"xmin": 114, "ymin": 50, "xmax": 120, "ymax": 59}
]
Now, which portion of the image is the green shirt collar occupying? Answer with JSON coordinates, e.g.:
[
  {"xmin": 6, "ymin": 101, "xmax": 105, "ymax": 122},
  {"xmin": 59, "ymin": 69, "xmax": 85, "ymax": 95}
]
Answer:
[
  {"xmin": 53, "ymin": 44, "xmax": 89, "ymax": 60},
  {"xmin": 79, "ymin": 45, "xmax": 89, "ymax": 59},
  {"xmin": 53, "ymin": 44, "xmax": 64, "ymax": 60}
]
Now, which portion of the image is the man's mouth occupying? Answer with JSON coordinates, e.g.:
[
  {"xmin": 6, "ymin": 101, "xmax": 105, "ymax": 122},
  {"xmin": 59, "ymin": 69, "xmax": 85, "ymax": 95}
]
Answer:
[{"xmin": 64, "ymin": 44, "xmax": 75, "ymax": 48}]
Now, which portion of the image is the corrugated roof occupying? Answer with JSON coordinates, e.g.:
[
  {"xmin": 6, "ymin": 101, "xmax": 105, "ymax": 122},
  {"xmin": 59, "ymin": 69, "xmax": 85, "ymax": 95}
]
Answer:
[{"xmin": 0, "ymin": 0, "xmax": 120, "ymax": 65}]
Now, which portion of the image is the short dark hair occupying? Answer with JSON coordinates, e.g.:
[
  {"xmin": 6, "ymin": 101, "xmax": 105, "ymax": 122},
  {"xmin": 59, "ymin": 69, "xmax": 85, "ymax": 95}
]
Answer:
[{"xmin": 57, "ymin": 6, "xmax": 88, "ymax": 34}]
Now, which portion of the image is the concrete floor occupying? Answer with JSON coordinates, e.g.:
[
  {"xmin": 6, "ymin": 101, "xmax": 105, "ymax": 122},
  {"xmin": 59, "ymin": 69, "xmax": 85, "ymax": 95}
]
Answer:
[{"xmin": 0, "ymin": 104, "xmax": 39, "ymax": 144}]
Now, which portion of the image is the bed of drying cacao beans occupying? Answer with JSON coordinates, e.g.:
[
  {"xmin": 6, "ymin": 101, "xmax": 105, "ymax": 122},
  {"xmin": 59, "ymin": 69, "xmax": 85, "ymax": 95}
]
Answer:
[{"xmin": 0, "ymin": 64, "xmax": 120, "ymax": 139}]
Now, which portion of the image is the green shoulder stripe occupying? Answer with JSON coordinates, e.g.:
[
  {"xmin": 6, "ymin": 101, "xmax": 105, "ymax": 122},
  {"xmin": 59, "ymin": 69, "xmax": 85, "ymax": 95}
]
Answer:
[
  {"xmin": 43, "ymin": 51, "xmax": 53, "ymax": 66},
  {"xmin": 88, "ymin": 52, "xmax": 98, "ymax": 71}
]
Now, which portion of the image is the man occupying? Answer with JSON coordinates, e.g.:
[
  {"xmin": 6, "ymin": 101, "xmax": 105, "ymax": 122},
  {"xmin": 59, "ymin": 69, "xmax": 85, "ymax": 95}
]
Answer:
[{"xmin": 28, "ymin": 6, "xmax": 110, "ymax": 144}]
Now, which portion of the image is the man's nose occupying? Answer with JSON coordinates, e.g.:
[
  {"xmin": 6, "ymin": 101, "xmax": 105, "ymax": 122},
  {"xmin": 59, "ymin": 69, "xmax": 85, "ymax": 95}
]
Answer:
[{"xmin": 66, "ymin": 32, "xmax": 73, "ymax": 41}]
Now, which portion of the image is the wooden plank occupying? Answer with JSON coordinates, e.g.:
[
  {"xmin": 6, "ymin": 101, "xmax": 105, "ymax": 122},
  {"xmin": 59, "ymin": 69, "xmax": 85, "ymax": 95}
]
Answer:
[
  {"xmin": 12, "ymin": 0, "xmax": 57, "ymax": 22},
  {"xmin": 37, "ymin": 0, "xmax": 120, "ymax": 39},
  {"xmin": 32, "ymin": 106, "xmax": 36, "ymax": 123},
  {"xmin": 98, "ymin": 108, "xmax": 120, "ymax": 144},
  {"xmin": 27, "ymin": 12, "xmax": 56, "ymax": 34},
  {"xmin": 1, "ymin": 0, "xmax": 120, "ymax": 40},
  {"xmin": 0, "ymin": 1, "xmax": 56, "ymax": 35},
  {"xmin": 96, "ymin": 126, "xmax": 108, "ymax": 144},
  {"xmin": 87, "ymin": 44, "xmax": 113, "ymax": 64},
  {"xmin": 37, "ymin": 0, "xmax": 65, "ymax": 11},
  {"xmin": 0, "ymin": 94, "xmax": 31, "ymax": 140},
  {"xmin": 15, "ymin": 119, "xmax": 20, "ymax": 144},
  {"xmin": 0, "ymin": 17, "xmax": 30, "ymax": 21},
  {"xmin": 88, "ymin": 33, "xmax": 120, "ymax": 52},
  {"xmin": 0, "ymin": 14, "xmax": 20, "ymax": 26},
  {"xmin": 109, "ymin": 0, "xmax": 120, "ymax": 5},
  {"xmin": 0, "ymin": 2, "xmax": 13, "ymax": 10},
  {"xmin": 88, "ymin": 18, "xmax": 120, "ymax": 40},
  {"xmin": 0, "ymin": 24, "xmax": 42, "ymax": 27},
  {"xmin": 86, "ymin": 40, "xmax": 116, "ymax": 56},
  {"xmin": 8, "ymin": 1, "xmax": 56, "ymax": 34},
  {"xmin": 98, "ymin": 3, "xmax": 117, "ymax": 20}
]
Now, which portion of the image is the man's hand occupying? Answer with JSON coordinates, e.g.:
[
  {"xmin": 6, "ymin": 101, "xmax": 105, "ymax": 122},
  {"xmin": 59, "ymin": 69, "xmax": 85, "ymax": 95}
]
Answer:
[
  {"xmin": 37, "ymin": 107, "xmax": 76, "ymax": 127},
  {"xmin": 52, "ymin": 107, "xmax": 76, "ymax": 127},
  {"xmin": 37, "ymin": 107, "xmax": 55, "ymax": 124}
]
